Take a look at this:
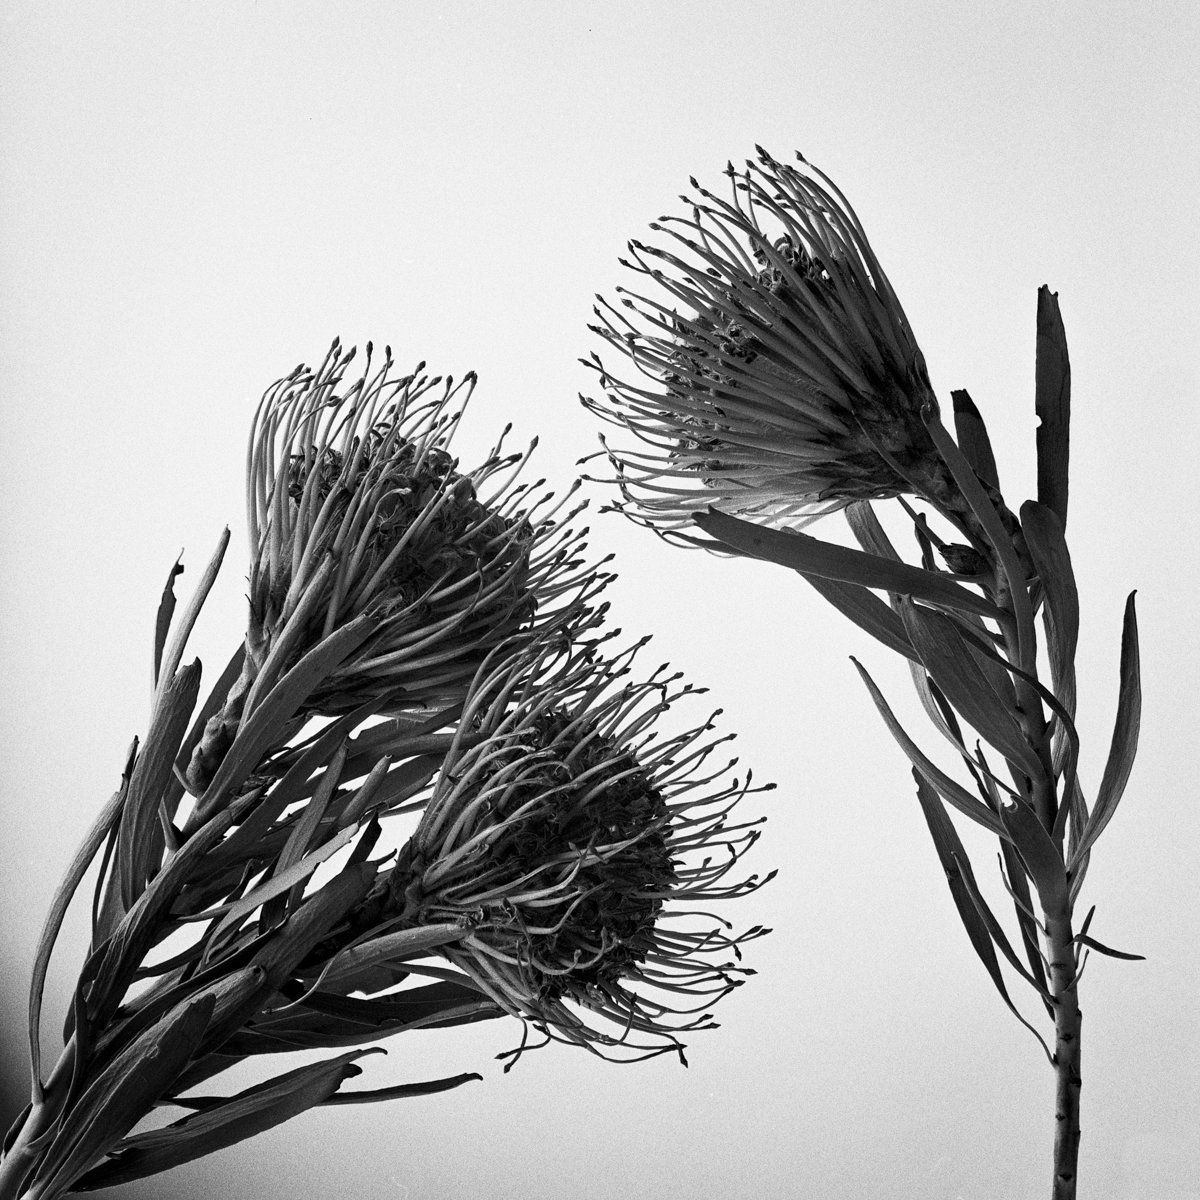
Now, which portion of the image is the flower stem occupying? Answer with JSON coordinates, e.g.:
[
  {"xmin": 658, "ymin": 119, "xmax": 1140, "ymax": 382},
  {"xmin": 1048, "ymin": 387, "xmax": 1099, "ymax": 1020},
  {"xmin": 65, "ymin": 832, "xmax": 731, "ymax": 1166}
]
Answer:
[{"xmin": 1045, "ymin": 909, "xmax": 1082, "ymax": 1199}]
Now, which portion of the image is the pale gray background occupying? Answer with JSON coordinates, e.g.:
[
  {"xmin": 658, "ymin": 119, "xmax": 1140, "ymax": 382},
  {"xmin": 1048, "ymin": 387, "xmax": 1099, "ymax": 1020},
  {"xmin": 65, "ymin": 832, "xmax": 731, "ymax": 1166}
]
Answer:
[{"xmin": 2, "ymin": 3, "xmax": 1198, "ymax": 1198}]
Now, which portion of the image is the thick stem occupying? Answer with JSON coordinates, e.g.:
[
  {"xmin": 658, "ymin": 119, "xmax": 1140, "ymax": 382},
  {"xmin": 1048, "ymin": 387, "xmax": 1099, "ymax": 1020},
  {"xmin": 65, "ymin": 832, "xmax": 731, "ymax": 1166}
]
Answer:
[{"xmin": 1045, "ymin": 908, "xmax": 1082, "ymax": 1200}]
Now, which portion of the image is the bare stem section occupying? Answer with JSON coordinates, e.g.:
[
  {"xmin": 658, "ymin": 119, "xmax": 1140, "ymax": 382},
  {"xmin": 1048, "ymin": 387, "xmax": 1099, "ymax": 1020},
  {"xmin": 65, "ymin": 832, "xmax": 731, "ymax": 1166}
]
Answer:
[{"xmin": 1046, "ymin": 911, "xmax": 1082, "ymax": 1200}]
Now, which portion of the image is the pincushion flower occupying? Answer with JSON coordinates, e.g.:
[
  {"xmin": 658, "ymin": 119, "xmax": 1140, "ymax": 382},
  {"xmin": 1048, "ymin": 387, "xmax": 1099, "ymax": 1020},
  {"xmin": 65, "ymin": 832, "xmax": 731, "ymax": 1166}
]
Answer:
[
  {"xmin": 185, "ymin": 341, "xmax": 602, "ymax": 793},
  {"xmin": 372, "ymin": 637, "xmax": 774, "ymax": 1065},
  {"xmin": 583, "ymin": 147, "xmax": 968, "ymax": 542}
]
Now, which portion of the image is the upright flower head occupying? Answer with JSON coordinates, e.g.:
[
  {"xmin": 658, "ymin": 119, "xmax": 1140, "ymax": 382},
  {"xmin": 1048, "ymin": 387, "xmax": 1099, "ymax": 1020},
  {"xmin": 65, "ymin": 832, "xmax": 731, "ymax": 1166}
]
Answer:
[
  {"xmin": 583, "ymin": 147, "xmax": 959, "ymax": 541},
  {"xmin": 381, "ymin": 637, "xmax": 774, "ymax": 1065},
  {"xmin": 184, "ymin": 341, "xmax": 604, "ymax": 794}
]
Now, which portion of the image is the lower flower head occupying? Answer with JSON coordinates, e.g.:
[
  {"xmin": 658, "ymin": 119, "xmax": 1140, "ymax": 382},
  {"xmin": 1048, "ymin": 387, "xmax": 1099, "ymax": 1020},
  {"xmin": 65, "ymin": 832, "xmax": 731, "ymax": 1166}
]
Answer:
[
  {"xmin": 386, "ymin": 638, "xmax": 774, "ymax": 1065},
  {"xmin": 584, "ymin": 147, "xmax": 957, "ymax": 542}
]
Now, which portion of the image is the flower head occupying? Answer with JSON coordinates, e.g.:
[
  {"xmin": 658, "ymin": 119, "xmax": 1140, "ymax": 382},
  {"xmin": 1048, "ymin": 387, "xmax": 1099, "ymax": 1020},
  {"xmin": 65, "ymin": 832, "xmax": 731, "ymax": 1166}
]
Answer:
[
  {"xmin": 583, "ymin": 147, "xmax": 957, "ymax": 541},
  {"xmin": 383, "ymin": 637, "xmax": 774, "ymax": 1065},
  {"xmin": 184, "ymin": 341, "xmax": 604, "ymax": 794}
]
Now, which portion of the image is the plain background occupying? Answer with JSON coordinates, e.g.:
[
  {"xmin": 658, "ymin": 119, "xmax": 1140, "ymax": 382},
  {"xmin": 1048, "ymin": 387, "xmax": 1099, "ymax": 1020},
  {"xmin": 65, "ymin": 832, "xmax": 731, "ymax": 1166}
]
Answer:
[{"xmin": 2, "ymin": 3, "xmax": 1198, "ymax": 1198}]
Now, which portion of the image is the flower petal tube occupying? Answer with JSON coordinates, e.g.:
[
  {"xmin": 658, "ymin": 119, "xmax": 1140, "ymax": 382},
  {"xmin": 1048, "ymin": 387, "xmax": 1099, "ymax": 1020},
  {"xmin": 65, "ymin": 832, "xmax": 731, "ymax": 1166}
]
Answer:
[{"xmin": 583, "ymin": 147, "xmax": 966, "ymax": 543}]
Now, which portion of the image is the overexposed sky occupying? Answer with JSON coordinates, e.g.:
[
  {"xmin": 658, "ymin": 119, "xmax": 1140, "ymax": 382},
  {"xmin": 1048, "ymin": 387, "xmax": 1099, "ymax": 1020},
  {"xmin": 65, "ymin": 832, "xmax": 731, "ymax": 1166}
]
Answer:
[{"xmin": 2, "ymin": 3, "xmax": 1198, "ymax": 1198}]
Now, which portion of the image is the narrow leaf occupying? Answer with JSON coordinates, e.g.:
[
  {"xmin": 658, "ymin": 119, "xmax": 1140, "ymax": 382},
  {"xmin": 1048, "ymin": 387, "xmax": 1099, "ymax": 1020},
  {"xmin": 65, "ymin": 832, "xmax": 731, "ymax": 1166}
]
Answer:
[
  {"xmin": 118, "ymin": 660, "xmax": 203, "ymax": 908},
  {"xmin": 922, "ymin": 411, "xmax": 1036, "ymax": 674},
  {"xmin": 71, "ymin": 1049, "xmax": 378, "ymax": 1190},
  {"xmin": 997, "ymin": 799, "xmax": 1069, "ymax": 915},
  {"xmin": 33, "ymin": 994, "xmax": 216, "ymax": 1198},
  {"xmin": 851, "ymin": 659, "xmax": 1005, "ymax": 835},
  {"xmin": 28, "ymin": 759, "xmax": 132, "ymax": 1100},
  {"xmin": 154, "ymin": 528, "xmax": 229, "ymax": 711},
  {"xmin": 317, "ymin": 923, "xmax": 468, "ymax": 990},
  {"xmin": 844, "ymin": 500, "xmax": 901, "ymax": 560},
  {"xmin": 999, "ymin": 840, "xmax": 1052, "ymax": 1012},
  {"xmin": 323, "ymin": 1071, "xmax": 483, "ymax": 1104},
  {"xmin": 800, "ymin": 572, "xmax": 919, "ymax": 662},
  {"xmin": 950, "ymin": 389, "xmax": 1000, "ymax": 491},
  {"xmin": 1075, "ymin": 933, "xmax": 1144, "ymax": 961},
  {"xmin": 1020, "ymin": 500, "xmax": 1079, "ymax": 718},
  {"xmin": 187, "ymin": 610, "xmax": 381, "ymax": 830},
  {"xmin": 187, "ymin": 823, "xmax": 359, "ymax": 928},
  {"xmin": 912, "ymin": 773, "xmax": 1052, "ymax": 1054},
  {"xmin": 696, "ymin": 509, "xmax": 1003, "ymax": 619},
  {"xmin": 1069, "ymin": 592, "xmax": 1141, "ymax": 870},
  {"xmin": 897, "ymin": 599, "xmax": 1044, "ymax": 781},
  {"xmin": 153, "ymin": 558, "xmax": 185, "ymax": 688},
  {"xmin": 1035, "ymin": 285, "xmax": 1071, "ymax": 529}
]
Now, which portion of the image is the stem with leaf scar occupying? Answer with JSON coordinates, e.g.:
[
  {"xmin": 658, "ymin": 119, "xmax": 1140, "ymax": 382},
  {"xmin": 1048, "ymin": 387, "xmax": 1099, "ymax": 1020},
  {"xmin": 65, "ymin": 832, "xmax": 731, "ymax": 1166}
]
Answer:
[{"xmin": 1045, "ymin": 908, "xmax": 1082, "ymax": 1200}]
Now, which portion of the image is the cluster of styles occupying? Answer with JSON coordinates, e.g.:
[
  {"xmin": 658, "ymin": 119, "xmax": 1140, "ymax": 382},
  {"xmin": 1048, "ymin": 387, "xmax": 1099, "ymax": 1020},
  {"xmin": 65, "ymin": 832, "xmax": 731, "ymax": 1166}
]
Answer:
[
  {"xmin": 583, "ymin": 147, "xmax": 1140, "ymax": 1200},
  {"xmin": 0, "ymin": 345, "xmax": 773, "ymax": 1199}
]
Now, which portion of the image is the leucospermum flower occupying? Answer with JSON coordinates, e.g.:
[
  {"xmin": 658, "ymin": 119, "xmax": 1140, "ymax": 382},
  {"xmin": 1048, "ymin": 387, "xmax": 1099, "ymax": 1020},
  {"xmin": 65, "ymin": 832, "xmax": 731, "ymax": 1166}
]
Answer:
[
  {"xmin": 583, "ymin": 147, "xmax": 965, "ymax": 541},
  {"xmin": 375, "ymin": 636, "xmax": 774, "ymax": 1065},
  {"xmin": 185, "ymin": 341, "xmax": 603, "ymax": 794}
]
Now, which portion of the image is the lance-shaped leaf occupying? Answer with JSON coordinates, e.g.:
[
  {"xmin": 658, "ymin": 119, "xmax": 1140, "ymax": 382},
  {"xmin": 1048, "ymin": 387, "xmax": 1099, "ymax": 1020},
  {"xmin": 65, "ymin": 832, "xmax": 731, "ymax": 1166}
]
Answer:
[
  {"xmin": 186, "ymin": 609, "xmax": 383, "ymax": 830},
  {"xmin": 922, "ymin": 411, "xmax": 1037, "ymax": 675},
  {"xmin": 316, "ymin": 923, "xmax": 468, "ymax": 990},
  {"xmin": 800, "ymin": 572, "xmax": 919, "ymax": 663},
  {"xmin": 219, "ymin": 982, "xmax": 502, "ymax": 1054},
  {"xmin": 324, "ymin": 1072, "xmax": 483, "ymax": 1104},
  {"xmin": 284, "ymin": 979, "xmax": 497, "ymax": 1030},
  {"xmin": 28, "ymin": 747, "xmax": 135, "ymax": 1101},
  {"xmin": 696, "ymin": 509, "xmax": 1003, "ymax": 620},
  {"xmin": 851, "ymin": 659, "xmax": 1005, "ymax": 836},
  {"xmin": 911, "ymin": 773, "xmax": 1052, "ymax": 1050},
  {"xmin": 1020, "ymin": 500, "xmax": 1079, "ymax": 719},
  {"xmin": 153, "ymin": 558, "xmax": 185, "ymax": 688},
  {"xmin": 998, "ymin": 838, "xmax": 1052, "ymax": 1014},
  {"xmin": 1035, "ymin": 285, "xmax": 1071, "ymax": 529},
  {"xmin": 154, "ymin": 529, "xmax": 230, "ymax": 711},
  {"xmin": 1069, "ymin": 592, "xmax": 1141, "ymax": 870},
  {"xmin": 70, "ymin": 1047, "xmax": 381, "ymax": 1191},
  {"xmin": 950, "ymin": 389, "xmax": 1000, "ymax": 492},
  {"xmin": 897, "ymin": 599, "xmax": 1044, "ymax": 781},
  {"xmin": 85, "ymin": 789, "xmax": 262, "ymax": 1032},
  {"xmin": 117, "ymin": 660, "xmax": 203, "ymax": 909},
  {"xmin": 32, "ymin": 994, "xmax": 216, "ymax": 1199},
  {"xmin": 997, "ymin": 798, "xmax": 1069, "ymax": 916},
  {"xmin": 1072, "ymin": 906, "xmax": 1145, "ymax": 961}
]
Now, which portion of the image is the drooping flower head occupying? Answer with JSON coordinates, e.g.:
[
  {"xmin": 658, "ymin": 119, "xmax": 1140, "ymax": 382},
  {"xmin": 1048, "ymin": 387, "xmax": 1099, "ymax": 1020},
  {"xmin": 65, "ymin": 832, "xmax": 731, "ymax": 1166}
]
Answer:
[
  {"xmin": 382, "ymin": 636, "xmax": 774, "ymax": 1065},
  {"xmin": 184, "ymin": 341, "xmax": 605, "ymax": 794},
  {"xmin": 583, "ymin": 147, "xmax": 961, "ymax": 542}
]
